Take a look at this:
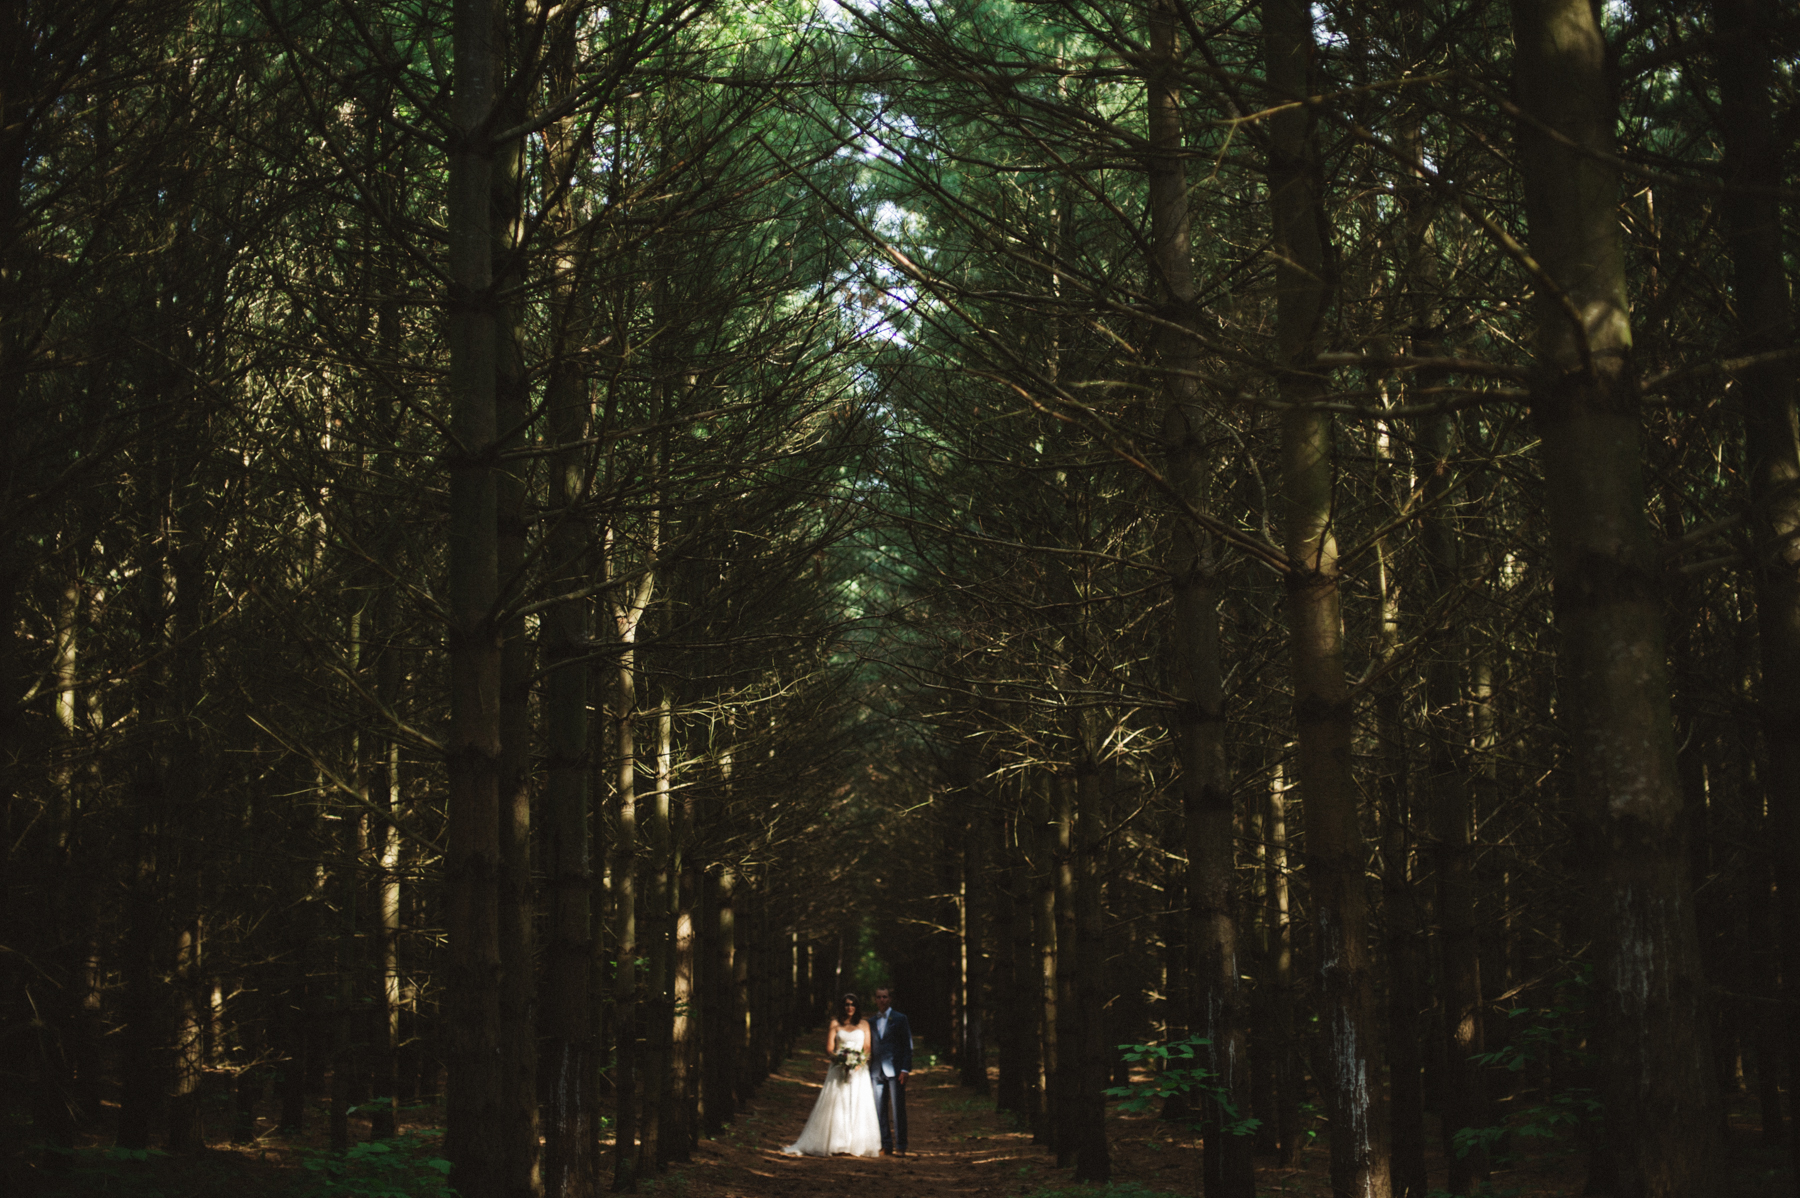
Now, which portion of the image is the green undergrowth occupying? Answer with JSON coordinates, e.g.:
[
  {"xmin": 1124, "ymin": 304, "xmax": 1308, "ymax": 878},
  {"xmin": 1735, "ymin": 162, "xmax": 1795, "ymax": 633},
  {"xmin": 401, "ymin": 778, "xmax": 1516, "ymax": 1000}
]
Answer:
[
  {"xmin": 292, "ymin": 1131, "xmax": 456, "ymax": 1198},
  {"xmin": 27, "ymin": 1143, "xmax": 266, "ymax": 1198},
  {"xmin": 18, "ymin": 1130, "xmax": 458, "ymax": 1198},
  {"xmin": 1451, "ymin": 968, "xmax": 1600, "ymax": 1167},
  {"xmin": 1106, "ymin": 1036, "xmax": 1260, "ymax": 1139},
  {"xmin": 33, "ymin": 1145, "xmax": 180, "ymax": 1198}
]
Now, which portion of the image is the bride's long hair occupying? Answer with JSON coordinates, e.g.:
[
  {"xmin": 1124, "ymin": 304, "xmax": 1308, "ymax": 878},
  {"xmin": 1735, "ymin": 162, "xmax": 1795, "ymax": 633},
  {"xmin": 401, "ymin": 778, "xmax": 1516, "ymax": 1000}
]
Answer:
[{"xmin": 836, "ymin": 992, "xmax": 862, "ymax": 1026}]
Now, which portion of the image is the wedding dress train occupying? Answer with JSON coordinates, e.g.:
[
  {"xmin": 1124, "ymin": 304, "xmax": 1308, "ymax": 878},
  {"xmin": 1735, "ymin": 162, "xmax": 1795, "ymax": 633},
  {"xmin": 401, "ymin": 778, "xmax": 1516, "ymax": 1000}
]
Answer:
[{"xmin": 782, "ymin": 1027, "xmax": 883, "ymax": 1157}]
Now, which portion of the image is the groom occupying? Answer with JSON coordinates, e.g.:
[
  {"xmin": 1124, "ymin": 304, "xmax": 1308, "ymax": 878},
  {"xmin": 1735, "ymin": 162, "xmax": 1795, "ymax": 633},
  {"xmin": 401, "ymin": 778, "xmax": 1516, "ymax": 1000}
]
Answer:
[{"xmin": 869, "ymin": 985, "xmax": 912, "ymax": 1155}]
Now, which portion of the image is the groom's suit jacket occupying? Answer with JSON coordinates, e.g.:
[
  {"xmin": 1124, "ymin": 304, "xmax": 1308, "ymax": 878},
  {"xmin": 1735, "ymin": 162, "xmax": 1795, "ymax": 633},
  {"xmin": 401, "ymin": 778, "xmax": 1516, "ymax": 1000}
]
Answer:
[{"xmin": 872, "ymin": 1008, "xmax": 913, "ymax": 1075}]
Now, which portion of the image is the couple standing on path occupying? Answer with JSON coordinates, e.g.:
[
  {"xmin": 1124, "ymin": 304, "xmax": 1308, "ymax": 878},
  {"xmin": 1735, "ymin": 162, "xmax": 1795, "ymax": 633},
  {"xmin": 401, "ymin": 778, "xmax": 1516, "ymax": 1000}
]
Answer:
[{"xmin": 781, "ymin": 986, "xmax": 913, "ymax": 1158}]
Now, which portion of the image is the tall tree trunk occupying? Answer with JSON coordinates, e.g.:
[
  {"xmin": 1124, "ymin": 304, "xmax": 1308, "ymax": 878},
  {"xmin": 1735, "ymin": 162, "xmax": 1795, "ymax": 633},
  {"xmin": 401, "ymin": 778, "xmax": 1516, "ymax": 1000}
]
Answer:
[
  {"xmin": 1387, "ymin": 21, "xmax": 1452, "ymax": 1185},
  {"xmin": 1007, "ymin": 796, "xmax": 1042, "ymax": 1124},
  {"xmin": 640, "ymin": 689, "xmax": 676, "ymax": 1175},
  {"xmin": 611, "ymin": 614, "xmax": 643, "ymax": 1192},
  {"xmin": 372, "ymin": 740, "xmax": 403, "ymax": 1141},
  {"xmin": 168, "ymin": 913, "xmax": 205, "ymax": 1153},
  {"xmin": 166, "ymin": 400, "xmax": 209, "ymax": 1155},
  {"xmin": 1072, "ymin": 746, "xmax": 1111, "ymax": 1183},
  {"xmin": 731, "ymin": 886, "xmax": 755, "ymax": 1103},
  {"xmin": 444, "ymin": 0, "xmax": 506, "ymax": 1193},
  {"xmin": 702, "ymin": 865, "xmax": 737, "ymax": 1134},
  {"xmin": 119, "ymin": 424, "xmax": 174, "ymax": 1152},
  {"xmin": 1263, "ymin": 0, "xmax": 1388, "ymax": 1191},
  {"xmin": 492, "ymin": 58, "xmax": 541, "ymax": 1195},
  {"xmin": 1750, "ymin": 858, "xmax": 1787, "ymax": 1149},
  {"xmin": 1246, "ymin": 793, "xmax": 1275, "ymax": 1156},
  {"xmin": 1051, "ymin": 772, "xmax": 1078, "ymax": 1167},
  {"xmin": 116, "ymin": 846, "xmax": 162, "ymax": 1150},
  {"xmin": 608, "ymin": 408, "xmax": 660, "ymax": 1186},
  {"xmin": 1713, "ymin": 0, "xmax": 1800, "ymax": 1188},
  {"xmin": 363, "ymin": 100, "xmax": 408, "ymax": 1141},
  {"xmin": 51, "ymin": 572, "xmax": 101, "ymax": 1142},
  {"xmin": 668, "ymin": 861, "xmax": 699, "ymax": 1163},
  {"xmin": 1375, "ymin": 426, "xmax": 1426, "ymax": 1198},
  {"xmin": 694, "ymin": 744, "xmax": 722, "ymax": 1129},
  {"xmin": 1511, "ymin": 1, "xmax": 1721, "ymax": 1190},
  {"xmin": 333, "ymin": 611, "xmax": 373, "ymax": 1154},
  {"xmin": 329, "ymin": 803, "xmax": 364, "ymax": 1155},
  {"xmin": 1418, "ymin": 399, "xmax": 1486, "ymax": 1195},
  {"xmin": 277, "ymin": 766, "xmax": 319, "ymax": 1137},
  {"xmin": 538, "ymin": 336, "xmax": 596, "ymax": 1174},
  {"xmin": 0, "ymin": 13, "xmax": 31, "ymax": 1143},
  {"xmin": 539, "ymin": 9, "xmax": 596, "ymax": 1189},
  {"xmin": 995, "ymin": 795, "xmax": 1028, "ymax": 1115},
  {"xmin": 1145, "ymin": 2, "xmax": 1252, "ymax": 1190},
  {"xmin": 1032, "ymin": 775, "xmax": 1058, "ymax": 1146},
  {"xmin": 957, "ymin": 834, "xmax": 986, "ymax": 1086},
  {"xmin": 1264, "ymin": 765, "xmax": 1302, "ymax": 1167},
  {"xmin": 960, "ymin": 796, "xmax": 990, "ymax": 1094}
]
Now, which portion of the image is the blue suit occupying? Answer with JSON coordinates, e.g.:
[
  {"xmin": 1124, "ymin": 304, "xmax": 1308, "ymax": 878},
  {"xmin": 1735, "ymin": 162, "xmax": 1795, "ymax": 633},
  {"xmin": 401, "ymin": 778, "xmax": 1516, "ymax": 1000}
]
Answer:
[{"xmin": 869, "ymin": 1007, "xmax": 912, "ymax": 1153}]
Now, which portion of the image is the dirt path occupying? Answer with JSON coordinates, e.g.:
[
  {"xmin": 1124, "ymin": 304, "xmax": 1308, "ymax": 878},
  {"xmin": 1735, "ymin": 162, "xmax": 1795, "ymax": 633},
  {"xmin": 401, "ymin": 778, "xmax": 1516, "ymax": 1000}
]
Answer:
[
  {"xmin": 675, "ymin": 1042, "xmax": 1411, "ymax": 1198},
  {"xmin": 665, "ymin": 1040, "xmax": 1793, "ymax": 1198},
  {"xmin": 669, "ymin": 1040, "xmax": 1201, "ymax": 1198}
]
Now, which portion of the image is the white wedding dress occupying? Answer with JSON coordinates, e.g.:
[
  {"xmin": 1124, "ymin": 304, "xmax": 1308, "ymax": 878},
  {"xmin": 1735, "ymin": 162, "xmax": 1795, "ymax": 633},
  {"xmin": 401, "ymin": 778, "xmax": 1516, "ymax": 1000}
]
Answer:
[{"xmin": 782, "ymin": 1027, "xmax": 883, "ymax": 1157}]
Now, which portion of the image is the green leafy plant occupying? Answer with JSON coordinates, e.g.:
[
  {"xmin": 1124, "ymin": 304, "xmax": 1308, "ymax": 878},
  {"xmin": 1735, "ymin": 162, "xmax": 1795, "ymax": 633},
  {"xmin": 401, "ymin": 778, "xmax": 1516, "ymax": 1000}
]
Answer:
[
  {"xmin": 293, "ymin": 1131, "xmax": 457, "ymax": 1198},
  {"xmin": 345, "ymin": 1097, "xmax": 395, "ymax": 1116},
  {"xmin": 640, "ymin": 1171, "xmax": 690, "ymax": 1198},
  {"xmin": 1104, "ymin": 1036, "xmax": 1261, "ymax": 1138},
  {"xmin": 1451, "ymin": 966, "xmax": 1601, "ymax": 1163}
]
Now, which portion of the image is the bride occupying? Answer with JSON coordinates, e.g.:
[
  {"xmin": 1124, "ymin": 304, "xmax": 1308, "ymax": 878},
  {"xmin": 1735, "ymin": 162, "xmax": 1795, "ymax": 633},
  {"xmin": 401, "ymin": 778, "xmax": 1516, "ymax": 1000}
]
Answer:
[{"xmin": 782, "ymin": 992, "xmax": 884, "ymax": 1157}]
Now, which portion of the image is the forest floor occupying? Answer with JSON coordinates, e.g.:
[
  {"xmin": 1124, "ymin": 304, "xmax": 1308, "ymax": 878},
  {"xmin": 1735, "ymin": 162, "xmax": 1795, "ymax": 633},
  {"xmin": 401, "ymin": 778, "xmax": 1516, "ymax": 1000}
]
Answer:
[{"xmin": 11, "ymin": 1039, "xmax": 1794, "ymax": 1198}]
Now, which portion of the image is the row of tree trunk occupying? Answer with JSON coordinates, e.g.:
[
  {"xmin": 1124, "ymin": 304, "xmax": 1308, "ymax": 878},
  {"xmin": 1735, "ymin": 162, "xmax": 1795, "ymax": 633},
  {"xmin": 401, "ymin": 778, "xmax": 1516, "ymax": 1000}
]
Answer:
[
  {"xmin": 3, "ymin": 6, "xmax": 877, "ymax": 1198},
  {"xmin": 866, "ymin": 3, "xmax": 1797, "ymax": 1197}
]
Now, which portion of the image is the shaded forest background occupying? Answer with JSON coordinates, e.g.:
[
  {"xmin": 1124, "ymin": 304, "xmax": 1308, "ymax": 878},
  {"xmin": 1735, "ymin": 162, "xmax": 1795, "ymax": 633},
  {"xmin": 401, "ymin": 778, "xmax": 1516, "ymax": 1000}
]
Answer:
[{"xmin": 1, "ymin": 0, "xmax": 1796, "ymax": 1196}]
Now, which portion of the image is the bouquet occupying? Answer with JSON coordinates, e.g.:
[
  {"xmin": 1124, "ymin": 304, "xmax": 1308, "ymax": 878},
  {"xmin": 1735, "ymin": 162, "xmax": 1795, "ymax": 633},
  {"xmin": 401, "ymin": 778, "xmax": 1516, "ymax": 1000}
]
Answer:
[{"xmin": 833, "ymin": 1046, "xmax": 867, "ymax": 1073}]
